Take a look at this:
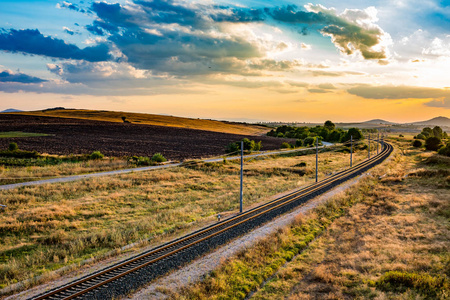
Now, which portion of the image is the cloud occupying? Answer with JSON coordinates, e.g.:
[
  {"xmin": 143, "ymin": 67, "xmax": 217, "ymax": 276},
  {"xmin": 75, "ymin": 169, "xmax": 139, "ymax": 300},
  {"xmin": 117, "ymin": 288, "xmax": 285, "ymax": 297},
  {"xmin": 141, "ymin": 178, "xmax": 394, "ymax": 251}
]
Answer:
[
  {"xmin": 56, "ymin": 1, "xmax": 87, "ymax": 13},
  {"xmin": 0, "ymin": 70, "xmax": 47, "ymax": 83},
  {"xmin": 63, "ymin": 27, "xmax": 78, "ymax": 35},
  {"xmin": 347, "ymin": 85, "xmax": 450, "ymax": 99},
  {"xmin": 424, "ymin": 97, "xmax": 450, "ymax": 109},
  {"xmin": 0, "ymin": 29, "xmax": 111, "ymax": 62},
  {"xmin": 308, "ymin": 88, "xmax": 331, "ymax": 93},
  {"xmin": 269, "ymin": 4, "xmax": 391, "ymax": 61}
]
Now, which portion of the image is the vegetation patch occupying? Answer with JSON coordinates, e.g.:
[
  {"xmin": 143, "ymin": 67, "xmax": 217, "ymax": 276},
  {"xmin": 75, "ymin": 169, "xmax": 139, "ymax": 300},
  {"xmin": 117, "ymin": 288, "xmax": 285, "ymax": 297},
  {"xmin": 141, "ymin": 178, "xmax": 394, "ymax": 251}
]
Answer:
[
  {"xmin": 374, "ymin": 271, "xmax": 449, "ymax": 299},
  {"xmin": 0, "ymin": 132, "xmax": 51, "ymax": 138}
]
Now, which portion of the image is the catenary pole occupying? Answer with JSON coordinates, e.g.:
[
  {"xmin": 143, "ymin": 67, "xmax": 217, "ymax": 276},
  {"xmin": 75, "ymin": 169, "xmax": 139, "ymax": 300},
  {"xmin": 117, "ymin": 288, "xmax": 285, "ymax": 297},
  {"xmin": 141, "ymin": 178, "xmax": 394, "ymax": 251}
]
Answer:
[
  {"xmin": 315, "ymin": 137, "xmax": 318, "ymax": 182},
  {"xmin": 350, "ymin": 135, "xmax": 353, "ymax": 167},
  {"xmin": 240, "ymin": 141, "xmax": 243, "ymax": 213},
  {"xmin": 368, "ymin": 133, "xmax": 371, "ymax": 159}
]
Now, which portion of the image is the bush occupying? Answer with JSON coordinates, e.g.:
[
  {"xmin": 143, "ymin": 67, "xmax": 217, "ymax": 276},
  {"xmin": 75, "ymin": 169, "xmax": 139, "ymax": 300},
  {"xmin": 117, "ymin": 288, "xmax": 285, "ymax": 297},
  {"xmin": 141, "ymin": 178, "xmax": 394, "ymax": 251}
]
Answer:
[
  {"xmin": 89, "ymin": 151, "xmax": 104, "ymax": 160},
  {"xmin": 416, "ymin": 133, "xmax": 426, "ymax": 140},
  {"xmin": 225, "ymin": 142, "xmax": 239, "ymax": 153},
  {"xmin": 399, "ymin": 134, "xmax": 404, "ymax": 137},
  {"xmin": 151, "ymin": 153, "xmax": 167, "ymax": 163},
  {"xmin": 0, "ymin": 149, "xmax": 39, "ymax": 158},
  {"xmin": 295, "ymin": 139, "xmax": 303, "ymax": 147},
  {"xmin": 277, "ymin": 132, "xmax": 284, "ymax": 138},
  {"xmin": 295, "ymin": 162, "xmax": 307, "ymax": 167},
  {"xmin": 412, "ymin": 140, "xmax": 422, "ymax": 148},
  {"xmin": 225, "ymin": 139, "xmax": 262, "ymax": 153},
  {"xmin": 375, "ymin": 271, "xmax": 448, "ymax": 298},
  {"xmin": 438, "ymin": 143, "xmax": 450, "ymax": 157},
  {"xmin": 281, "ymin": 142, "xmax": 291, "ymax": 149},
  {"xmin": 425, "ymin": 137, "xmax": 442, "ymax": 151},
  {"xmin": 8, "ymin": 142, "xmax": 18, "ymax": 151}
]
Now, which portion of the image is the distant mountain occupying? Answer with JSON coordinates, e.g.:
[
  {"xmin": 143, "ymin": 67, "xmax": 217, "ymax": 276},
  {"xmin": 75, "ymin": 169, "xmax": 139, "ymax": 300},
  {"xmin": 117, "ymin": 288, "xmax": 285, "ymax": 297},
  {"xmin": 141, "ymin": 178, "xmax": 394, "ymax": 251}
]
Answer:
[
  {"xmin": 363, "ymin": 119, "xmax": 396, "ymax": 125},
  {"xmin": 1, "ymin": 108, "xmax": 22, "ymax": 113},
  {"xmin": 412, "ymin": 116, "xmax": 450, "ymax": 127}
]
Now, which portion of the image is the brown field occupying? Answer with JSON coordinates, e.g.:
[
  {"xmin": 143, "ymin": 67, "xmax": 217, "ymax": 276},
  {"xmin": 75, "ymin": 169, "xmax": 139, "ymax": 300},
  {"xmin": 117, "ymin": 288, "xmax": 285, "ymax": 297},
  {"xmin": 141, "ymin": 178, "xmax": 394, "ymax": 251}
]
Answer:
[
  {"xmin": 7, "ymin": 109, "xmax": 267, "ymax": 135},
  {"xmin": 0, "ymin": 114, "xmax": 289, "ymax": 161}
]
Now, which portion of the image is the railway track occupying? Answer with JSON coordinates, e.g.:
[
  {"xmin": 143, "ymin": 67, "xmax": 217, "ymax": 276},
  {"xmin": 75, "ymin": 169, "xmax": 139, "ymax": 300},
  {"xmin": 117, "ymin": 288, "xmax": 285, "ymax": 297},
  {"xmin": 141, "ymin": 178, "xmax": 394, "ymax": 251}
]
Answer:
[{"xmin": 31, "ymin": 142, "xmax": 393, "ymax": 300}]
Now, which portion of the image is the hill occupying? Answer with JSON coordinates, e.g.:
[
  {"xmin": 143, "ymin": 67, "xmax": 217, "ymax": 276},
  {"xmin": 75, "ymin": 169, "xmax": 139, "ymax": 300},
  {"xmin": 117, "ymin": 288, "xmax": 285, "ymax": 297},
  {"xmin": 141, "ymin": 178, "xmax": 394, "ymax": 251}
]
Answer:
[
  {"xmin": 7, "ymin": 109, "xmax": 268, "ymax": 136},
  {"xmin": 1, "ymin": 108, "xmax": 22, "ymax": 113},
  {"xmin": 411, "ymin": 116, "xmax": 450, "ymax": 127},
  {"xmin": 363, "ymin": 119, "xmax": 396, "ymax": 125}
]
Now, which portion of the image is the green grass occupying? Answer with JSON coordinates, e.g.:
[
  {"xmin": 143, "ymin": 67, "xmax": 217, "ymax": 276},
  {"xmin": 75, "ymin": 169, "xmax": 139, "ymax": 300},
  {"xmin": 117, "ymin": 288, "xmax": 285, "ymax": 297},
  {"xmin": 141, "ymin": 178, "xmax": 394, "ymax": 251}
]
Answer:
[{"xmin": 0, "ymin": 132, "xmax": 51, "ymax": 138}]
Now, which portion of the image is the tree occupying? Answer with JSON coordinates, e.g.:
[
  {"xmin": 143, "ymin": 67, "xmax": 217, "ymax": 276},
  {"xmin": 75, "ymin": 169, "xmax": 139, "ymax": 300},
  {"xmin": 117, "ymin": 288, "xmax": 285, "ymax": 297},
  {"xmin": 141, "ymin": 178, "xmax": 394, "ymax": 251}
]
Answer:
[
  {"xmin": 324, "ymin": 120, "xmax": 335, "ymax": 130},
  {"xmin": 432, "ymin": 126, "xmax": 443, "ymax": 139},
  {"xmin": 425, "ymin": 137, "xmax": 441, "ymax": 151},
  {"xmin": 422, "ymin": 127, "xmax": 432, "ymax": 138},
  {"xmin": 342, "ymin": 128, "xmax": 363, "ymax": 142}
]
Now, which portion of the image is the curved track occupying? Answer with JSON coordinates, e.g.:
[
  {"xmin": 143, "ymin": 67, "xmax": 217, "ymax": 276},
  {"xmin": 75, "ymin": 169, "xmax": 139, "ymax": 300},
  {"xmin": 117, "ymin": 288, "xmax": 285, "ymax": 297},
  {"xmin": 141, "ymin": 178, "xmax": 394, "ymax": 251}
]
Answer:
[{"xmin": 31, "ymin": 142, "xmax": 393, "ymax": 300}]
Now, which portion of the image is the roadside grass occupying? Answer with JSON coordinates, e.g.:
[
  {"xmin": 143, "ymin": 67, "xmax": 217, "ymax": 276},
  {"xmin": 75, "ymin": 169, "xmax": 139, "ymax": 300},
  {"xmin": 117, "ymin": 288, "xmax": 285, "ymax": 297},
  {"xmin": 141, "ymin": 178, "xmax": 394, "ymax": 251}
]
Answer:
[
  {"xmin": 11, "ymin": 110, "xmax": 268, "ymax": 135},
  {"xmin": 0, "ymin": 158, "xmax": 130, "ymax": 185},
  {"xmin": 0, "ymin": 132, "xmax": 51, "ymax": 138},
  {"xmin": 0, "ymin": 149, "xmax": 368, "ymax": 292},
  {"xmin": 173, "ymin": 138, "xmax": 449, "ymax": 300}
]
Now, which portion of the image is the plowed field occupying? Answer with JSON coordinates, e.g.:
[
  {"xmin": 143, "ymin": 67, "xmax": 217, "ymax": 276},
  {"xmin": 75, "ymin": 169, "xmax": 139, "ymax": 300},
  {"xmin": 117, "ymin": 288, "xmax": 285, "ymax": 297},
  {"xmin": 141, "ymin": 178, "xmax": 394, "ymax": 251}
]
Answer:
[{"xmin": 0, "ymin": 114, "xmax": 291, "ymax": 160}]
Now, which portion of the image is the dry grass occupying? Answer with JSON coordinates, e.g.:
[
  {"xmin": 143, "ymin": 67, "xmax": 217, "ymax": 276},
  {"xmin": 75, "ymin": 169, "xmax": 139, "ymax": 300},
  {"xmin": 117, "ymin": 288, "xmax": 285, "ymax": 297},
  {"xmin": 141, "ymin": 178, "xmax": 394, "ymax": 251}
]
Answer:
[
  {"xmin": 0, "ymin": 158, "xmax": 130, "ymax": 184},
  {"xmin": 170, "ymin": 138, "xmax": 449, "ymax": 300},
  {"xmin": 10, "ymin": 109, "xmax": 268, "ymax": 135},
  {"xmin": 249, "ymin": 138, "xmax": 449, "ymax": 300},
  {"xmin": 0, "ymin": 149, "xmax": 368, "ymax": 292}
]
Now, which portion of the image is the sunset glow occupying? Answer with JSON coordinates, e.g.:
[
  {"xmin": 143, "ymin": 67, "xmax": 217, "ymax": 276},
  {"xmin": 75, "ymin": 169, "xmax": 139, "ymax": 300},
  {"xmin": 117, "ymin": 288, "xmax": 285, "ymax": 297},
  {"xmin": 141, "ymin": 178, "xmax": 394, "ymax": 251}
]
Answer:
[{"xmin": 1, "ymin": 0, "xmax": 449, "ymax": 122}]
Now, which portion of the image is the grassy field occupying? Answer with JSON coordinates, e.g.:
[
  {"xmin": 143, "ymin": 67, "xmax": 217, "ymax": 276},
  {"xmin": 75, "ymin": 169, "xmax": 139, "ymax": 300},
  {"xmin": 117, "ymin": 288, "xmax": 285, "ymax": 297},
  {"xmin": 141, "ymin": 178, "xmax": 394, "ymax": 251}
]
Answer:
[
  {"xmin": 0, "ymin": 147, "xmax": 369, "ymax": 292},
  {"xmin": 0, "ymin": 158, "xmax": 130, "ymax": 185},
  {"xmin": 0, "ymin": 132, "xmax": 51, "ymax": 138},
  {"xmin": 175, "ymin": 137, "xmax": 449, "ymax": 300},
  {"xmin": 7, "ymin": 109, "xmax": 268, "ymax": 135}
]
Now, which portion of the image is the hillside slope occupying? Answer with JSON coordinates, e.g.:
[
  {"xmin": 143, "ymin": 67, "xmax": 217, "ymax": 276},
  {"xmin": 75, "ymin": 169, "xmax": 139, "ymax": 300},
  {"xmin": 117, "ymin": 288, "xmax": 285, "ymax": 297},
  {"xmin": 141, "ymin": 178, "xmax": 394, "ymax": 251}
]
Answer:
[{"xmin": 9, "ymin": 109, "xmax": 268, "ymax": 135}]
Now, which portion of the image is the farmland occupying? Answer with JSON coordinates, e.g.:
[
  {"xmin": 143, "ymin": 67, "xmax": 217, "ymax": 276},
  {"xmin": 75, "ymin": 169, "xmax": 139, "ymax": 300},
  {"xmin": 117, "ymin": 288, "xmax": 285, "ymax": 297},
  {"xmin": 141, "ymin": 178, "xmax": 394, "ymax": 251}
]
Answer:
[{"xmin": 0, "ymin": 114, "xmax": 288, "ymax": 161}]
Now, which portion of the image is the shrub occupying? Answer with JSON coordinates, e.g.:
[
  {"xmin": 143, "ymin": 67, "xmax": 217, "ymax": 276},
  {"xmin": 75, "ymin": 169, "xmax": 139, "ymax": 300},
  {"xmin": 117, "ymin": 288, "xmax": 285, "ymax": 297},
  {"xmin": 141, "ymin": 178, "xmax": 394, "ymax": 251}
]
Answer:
[
  {"xmin": 438, "ymin": 143, "xmax": 450, "ymax": 157},
  {"xmin": 375, "ymin": 271, "xmax": 449, "ymax": 298},
  {"xmin": 0, "ymin": 149, "xmax": 39, "ymax": 158},
  {"xmin": 225, "ymin": 142, "xmax": 239, "ymax": 153},
  {"xmin": 277, "ymin": 132, "xmax": 284, "ymax": 138},
  {"xmin": 295, "ymin": 162, "xmax": 307, "ymax": 167},
  {"xmin": 416, "ymin": 133, "xmax": 426, "ymax": 140},
  {"xmin": 399, "ymin": 134, "xmax": 404, "ymax": 137},
  {"xmin": 281, "ymin": 142, "xmax": 291, "ymax": 149},
  {"xmin": 303, "ymin": 137, "xmax": 315, "ymax": 146},
  {"xmin": 151, "ymin": 153, "xmax": 167, "ymax": 163},
  {"xmin": 8, "ymin": 142, "xmax": 18, "ymax": 151},
  {"xmin": 129, "ymin": 156, "xmax": 154, "ymax": 166},
  {"xmin": 89, "ymin": 151, "xmax": 104, "ymax": 160},
  {"xmin": 425, "ymin": 137, "xmax": 441, "ymax": 151},
  {"xmin": 412, "ymin": 140, "xmax": 422, "ymax": 148},
  {"xmin": 295, "ymin": 139, "xmax": 303, "ymax": 147}
]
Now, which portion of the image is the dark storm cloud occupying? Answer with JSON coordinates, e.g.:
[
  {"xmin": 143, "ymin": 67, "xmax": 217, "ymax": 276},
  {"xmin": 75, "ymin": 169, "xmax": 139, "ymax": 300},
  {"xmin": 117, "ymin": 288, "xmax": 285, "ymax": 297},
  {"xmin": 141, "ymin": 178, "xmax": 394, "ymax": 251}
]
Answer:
[
  {"xmin": 0, "ymin": 29, "xmax": 111, "ymax": 62},
  {"xmin": 0, "ymin": 70, "xmax": 47, "ymax": 83}
]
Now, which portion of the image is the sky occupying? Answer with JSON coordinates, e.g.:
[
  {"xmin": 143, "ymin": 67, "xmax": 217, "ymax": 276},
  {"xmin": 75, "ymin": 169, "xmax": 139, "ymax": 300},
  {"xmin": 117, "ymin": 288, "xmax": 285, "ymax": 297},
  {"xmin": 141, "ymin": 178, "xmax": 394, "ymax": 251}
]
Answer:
[{"xmin": 0, "ymin": 0, "xmax": 449, "ymax": 123}]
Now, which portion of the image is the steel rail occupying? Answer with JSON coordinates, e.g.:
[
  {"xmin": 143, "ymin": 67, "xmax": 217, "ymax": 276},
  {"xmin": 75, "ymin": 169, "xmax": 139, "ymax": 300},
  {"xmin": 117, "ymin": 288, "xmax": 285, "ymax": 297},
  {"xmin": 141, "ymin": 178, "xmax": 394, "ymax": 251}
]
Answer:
[{"xmin": 31, "ymin": 142, "xmax": 392, "ymax": 300}]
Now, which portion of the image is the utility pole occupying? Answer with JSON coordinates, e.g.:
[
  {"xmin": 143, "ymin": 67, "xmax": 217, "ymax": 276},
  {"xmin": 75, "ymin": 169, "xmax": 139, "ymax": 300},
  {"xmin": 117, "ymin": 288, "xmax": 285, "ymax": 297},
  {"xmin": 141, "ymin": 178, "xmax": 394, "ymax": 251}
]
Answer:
[
  {"xmin": 377, "ymin": 132, "xmax": 379, "ymax": 154},
  {"xmin": 368, "ymin": 133, "xmax": 371, "ymax": 159},
  {"xmin": 350, "ymin": 135, "xmax": 353, "ymax": 167},
  {"xmin": 240, "ymin": 141, "xmax": 243, "ymax": 213},
  {"xmin": 315, "ymin": 137, "xmax": 318, "ymax": 183}
]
